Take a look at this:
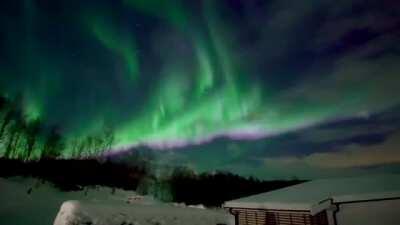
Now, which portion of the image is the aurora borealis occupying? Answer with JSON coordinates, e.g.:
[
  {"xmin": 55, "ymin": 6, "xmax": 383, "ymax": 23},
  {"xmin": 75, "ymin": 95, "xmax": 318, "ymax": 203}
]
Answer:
[{"xmin": 1, "ymin": 0, "xmax": 400, "ymax": 178}]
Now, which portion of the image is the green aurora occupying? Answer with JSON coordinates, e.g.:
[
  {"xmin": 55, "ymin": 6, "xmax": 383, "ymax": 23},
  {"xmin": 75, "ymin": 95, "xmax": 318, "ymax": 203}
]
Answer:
[{"xmin": 0, "ymin": 0, "xmax": 400, "ymax": 174}]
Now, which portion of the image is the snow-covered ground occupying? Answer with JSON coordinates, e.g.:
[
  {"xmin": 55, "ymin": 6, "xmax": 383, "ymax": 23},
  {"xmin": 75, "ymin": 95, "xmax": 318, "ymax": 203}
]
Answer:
[{"xmin": 0, "ymin": 177, "xmax": 233, "ymax": 225}]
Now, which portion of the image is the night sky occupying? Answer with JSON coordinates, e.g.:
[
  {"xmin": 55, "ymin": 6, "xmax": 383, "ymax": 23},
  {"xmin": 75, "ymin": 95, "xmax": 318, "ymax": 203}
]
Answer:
[{"xmin": 1, "ymin": 0, "xmax": 400, "ymax": 178}]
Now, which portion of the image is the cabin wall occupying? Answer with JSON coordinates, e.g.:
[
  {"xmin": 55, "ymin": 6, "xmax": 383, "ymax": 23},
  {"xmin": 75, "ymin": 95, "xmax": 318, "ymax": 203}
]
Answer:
[
  {"xmin": 228, "ymin": 208, "xmax": 328, "ymax": 225},
  {"xmin": 336, "ymin": 199, "xmax": 400, "ymax": 225}
]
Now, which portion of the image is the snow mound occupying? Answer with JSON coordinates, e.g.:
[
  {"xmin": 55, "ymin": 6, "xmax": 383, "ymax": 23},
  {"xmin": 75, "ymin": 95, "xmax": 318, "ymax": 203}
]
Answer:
[
  {"xmin": 54, "ymin": 201, "xmax": 92, "ymax": 225},
  {"xmin": 53, "ymin": 200, "xmax": 233, "ymax": 225}
]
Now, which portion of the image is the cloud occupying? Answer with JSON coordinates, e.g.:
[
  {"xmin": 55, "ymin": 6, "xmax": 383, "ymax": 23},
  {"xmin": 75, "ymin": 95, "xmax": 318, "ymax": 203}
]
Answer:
[{"xmin": 265, "ymin": 132, "xmax": 400, "ymax": 169}]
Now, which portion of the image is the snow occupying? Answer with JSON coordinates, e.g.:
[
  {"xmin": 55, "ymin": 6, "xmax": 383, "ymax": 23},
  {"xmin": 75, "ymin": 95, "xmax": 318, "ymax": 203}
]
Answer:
[
  {"xmin": 54, "ymin": 200, "xmax": 232, "ymax": 225},
  {"xmin": 0, "ymin": 177, "xmax": 233, "ymax": 225},
  {"xmin": 53, "ymin": 201, "xmax": 91, "ymax": 225},
  {"xmin": 224, "ymin": 174, "xmax": 400, "ymax": 213},
  {"xmin": 336, "ymin": 198, "xmax": 400, "ymax": 225}
]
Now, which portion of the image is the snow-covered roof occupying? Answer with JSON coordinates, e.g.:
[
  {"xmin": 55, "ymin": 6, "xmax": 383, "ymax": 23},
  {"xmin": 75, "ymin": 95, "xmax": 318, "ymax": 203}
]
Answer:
[{"xmin": 224, "ymin": 174, "xmax": 400, "ymax": 215}]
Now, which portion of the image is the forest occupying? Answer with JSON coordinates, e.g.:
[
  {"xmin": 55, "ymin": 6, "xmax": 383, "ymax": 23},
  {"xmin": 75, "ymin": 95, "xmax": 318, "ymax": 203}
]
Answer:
[
  {"xmin": 0, "ymin": 95, "xmax": 114, "ymax": 160},
  {"xmin": 0, "ymin": 157, "xmax": 303, "ymax": 207}
]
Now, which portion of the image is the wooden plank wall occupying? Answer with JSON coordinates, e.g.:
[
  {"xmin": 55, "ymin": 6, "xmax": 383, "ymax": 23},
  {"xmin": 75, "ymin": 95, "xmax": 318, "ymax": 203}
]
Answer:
[{"xmin": 230, "ymin": 208, "xmax": 328, "ymax": 225}]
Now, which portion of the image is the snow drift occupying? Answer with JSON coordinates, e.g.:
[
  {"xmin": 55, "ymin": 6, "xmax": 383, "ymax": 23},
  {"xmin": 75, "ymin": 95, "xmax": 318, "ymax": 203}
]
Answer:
[{"xmin": 54, "ymin": 199, "xmax": 233, "ymax": 225}]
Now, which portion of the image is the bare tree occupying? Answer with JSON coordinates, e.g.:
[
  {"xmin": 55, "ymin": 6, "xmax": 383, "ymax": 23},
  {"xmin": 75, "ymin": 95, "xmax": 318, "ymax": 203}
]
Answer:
[
  {"xmin": 98, "ymin": 125, "xmax": 114, "ymax": 156},
  {"xmin": 25, "ymin": 119, "xmax": 41, "ymax": 160},
  {"xmin": 0, "ymin": 110, "xmax": 15, "ymax": 139},
  {"xmin": 43, "ymin": 127, "xmax": 64, "ymax": 159}
]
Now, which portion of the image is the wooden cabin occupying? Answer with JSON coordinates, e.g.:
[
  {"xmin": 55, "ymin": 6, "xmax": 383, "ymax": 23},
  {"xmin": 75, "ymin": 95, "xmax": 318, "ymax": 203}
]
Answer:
[{"xmin": 224, "ymin": 175, "xmax": 400, "ymax": 225}]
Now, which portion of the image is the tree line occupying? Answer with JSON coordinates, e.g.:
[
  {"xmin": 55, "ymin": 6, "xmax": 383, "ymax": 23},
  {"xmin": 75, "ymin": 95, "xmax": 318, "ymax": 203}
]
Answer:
[
  {"xmin": 137, "ymin": 166, "xmax": 304, "ymax": 207},
  {"xmin": 0, "ymin": 95, "xmax": 114, "ymax": 160},
  {"xmin": 0, "ymin": 155, "xmax": 304, "ymax": 207}
]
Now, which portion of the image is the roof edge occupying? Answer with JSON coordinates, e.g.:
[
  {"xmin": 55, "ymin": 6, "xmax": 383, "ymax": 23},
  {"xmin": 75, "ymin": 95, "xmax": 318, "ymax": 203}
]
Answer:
[
  {"xmin": 224, "ymin": 201, "xmax": 312, "ymax": 212},
  {"xmin": 332, "ymin": 191, "xmax": 400, "ymax": 204}
]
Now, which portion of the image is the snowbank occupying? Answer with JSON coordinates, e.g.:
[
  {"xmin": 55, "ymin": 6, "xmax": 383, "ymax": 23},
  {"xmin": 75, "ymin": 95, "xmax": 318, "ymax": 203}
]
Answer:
[
  {"xmin": 54, "ymin": 199, "xmax": 233, "ymax": 225},
  {"xmin": 0, "ymin": 177, "xmax": 232, "ymax": 225}
]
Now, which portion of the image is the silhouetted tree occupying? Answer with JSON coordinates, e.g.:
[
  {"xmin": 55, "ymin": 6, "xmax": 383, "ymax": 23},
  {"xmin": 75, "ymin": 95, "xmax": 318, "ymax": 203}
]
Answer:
[
  {"xmin": 3, "ymin": 108, "xmax": 25, "ymax": 158},
  {"xmin": 25, "ymin": 119, "xmax": 41, "ymax": 160},
  {"xmin": 70, "ymin": 138, "xmax": 81, "ymax": 158},
  {"xmin": 100, "ymin": 126, "xmax": 114, "ymax": 156},
  {"xmin": 4, "ymin": 122, "xmax": 18, "ymax": 158},
  {"xmin": 0, "ymin": 96, "xmax": 6, "ymax": 111},
  {"xmin": 0, "ymin": 110, "xmax": 15, "ymax": 139},
  {"xmin": 43, "ymin": 127, "xmax": 64, "ymax": 159}
]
